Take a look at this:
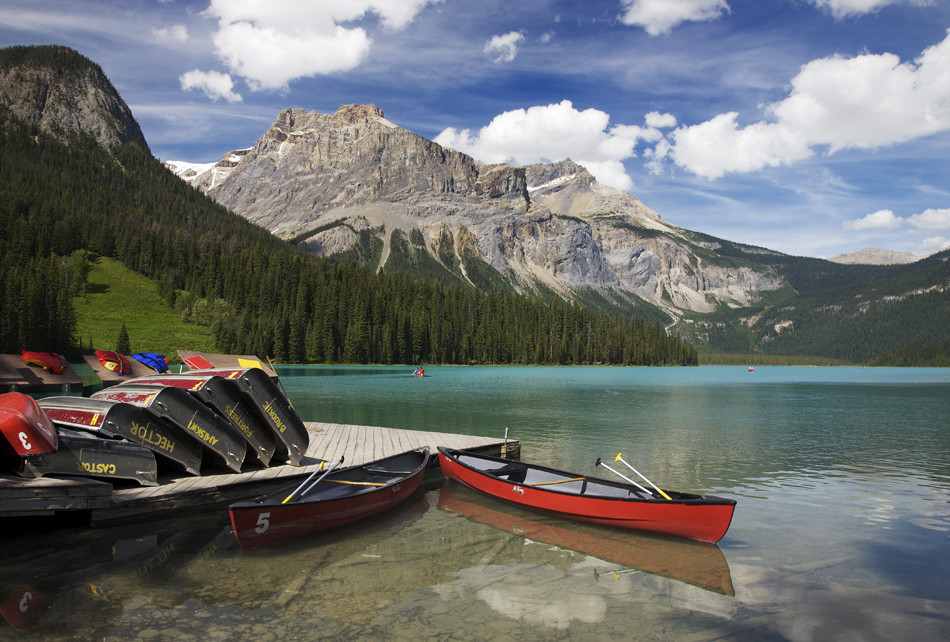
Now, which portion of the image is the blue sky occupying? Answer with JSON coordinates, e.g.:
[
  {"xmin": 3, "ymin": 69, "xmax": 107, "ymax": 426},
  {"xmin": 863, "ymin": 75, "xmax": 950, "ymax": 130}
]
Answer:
[{"xmin": 2, "ymin": 0, "xmax": 949, "ymax": 259}]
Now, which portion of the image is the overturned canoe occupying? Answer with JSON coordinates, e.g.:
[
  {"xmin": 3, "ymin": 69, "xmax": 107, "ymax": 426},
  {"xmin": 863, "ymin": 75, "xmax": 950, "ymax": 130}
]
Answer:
[
  {"xmin": 437, "ymin": 447, "xmax": 736, "ymax": 544},
  {"xmin": 184, "ymin": 367, "xmax": 308, "ymax": 465},
  {"xmin": 118, "ymin": 374, "xmax": 277, "ymax": 467},
  {"xmin": 21, "ymin": 427, "xmax": 158, "ymax": 486},
  {"xmin": 0, "ymin": 391, "xmax": 58, "ymax": 458},
  {"xmin": 92, "ymin": 384, "xmax": 246, "ymax": 473},
  {"xmin": 229, "ymin": 448, "xmax": 431, "ymax": 550},
  {"xmin": 38, "ymin": 396, "xmax": 202, "ymax": 475}
]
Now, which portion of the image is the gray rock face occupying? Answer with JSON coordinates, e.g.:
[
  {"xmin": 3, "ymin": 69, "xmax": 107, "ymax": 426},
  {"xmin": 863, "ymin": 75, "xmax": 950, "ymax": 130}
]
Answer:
[
  {"xmin": 176, "ymin": 104, "xmax": 783, "ymax": 314},
  {"xmin": 0, "ymin": 45, "xmax": 148, "ymax": 150}
]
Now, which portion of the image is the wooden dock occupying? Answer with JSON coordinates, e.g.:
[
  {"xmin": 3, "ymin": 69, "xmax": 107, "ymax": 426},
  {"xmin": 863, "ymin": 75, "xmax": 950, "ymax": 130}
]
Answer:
[{"xmin": 0, "ymin": 422, "xmax": 520, "ymax": 525}]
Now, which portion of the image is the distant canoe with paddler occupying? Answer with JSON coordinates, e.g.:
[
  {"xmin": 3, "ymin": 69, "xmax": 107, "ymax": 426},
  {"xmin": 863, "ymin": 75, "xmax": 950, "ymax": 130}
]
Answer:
[{"xmin": 91, "ymin": 384, "xmax": 246, "ymax": 473}]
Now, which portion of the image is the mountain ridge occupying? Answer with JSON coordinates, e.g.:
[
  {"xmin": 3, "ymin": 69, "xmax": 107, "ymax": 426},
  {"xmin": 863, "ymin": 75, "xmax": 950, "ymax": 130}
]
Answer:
[{"xmin": 171, "ymin": 104, "xmax": 783, "ymax": 315}]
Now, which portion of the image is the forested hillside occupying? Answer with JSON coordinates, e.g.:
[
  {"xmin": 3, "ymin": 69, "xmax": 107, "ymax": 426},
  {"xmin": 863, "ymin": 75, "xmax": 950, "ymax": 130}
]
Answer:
[
  {"xmin": 678, "ymin": 233, "xmax": 950, "ymax": 363},
  {"xmin": 0, "ymin": 104, "xmax": 696, "ymax": 366}
]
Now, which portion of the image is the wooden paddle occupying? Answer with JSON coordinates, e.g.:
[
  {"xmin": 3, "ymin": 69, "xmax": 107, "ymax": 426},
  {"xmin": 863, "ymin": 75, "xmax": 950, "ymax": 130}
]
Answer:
[{"xmin": 527, "ymin": 477, "xmax": 586, "ymax": 487}]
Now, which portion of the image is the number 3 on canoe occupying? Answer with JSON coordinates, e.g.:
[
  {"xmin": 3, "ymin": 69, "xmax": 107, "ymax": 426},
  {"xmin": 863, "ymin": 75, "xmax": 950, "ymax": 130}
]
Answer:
[{"xmin": 255, "ymin": 512, "xmax": 270, "ymax": 533}]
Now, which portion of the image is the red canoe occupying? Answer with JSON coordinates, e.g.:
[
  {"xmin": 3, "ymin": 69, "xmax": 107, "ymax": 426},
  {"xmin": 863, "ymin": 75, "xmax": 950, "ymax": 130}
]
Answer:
[
  {"xmin": 229, "ymin": 447, "xmax": 431, "ymax": 550},
  {"xmin": 437, "ymin": 447, "xmax": 736, "ymax": 544},
  {"xmin": 0, "ymin": 392, "xmax": 58, "ymax": 457}
]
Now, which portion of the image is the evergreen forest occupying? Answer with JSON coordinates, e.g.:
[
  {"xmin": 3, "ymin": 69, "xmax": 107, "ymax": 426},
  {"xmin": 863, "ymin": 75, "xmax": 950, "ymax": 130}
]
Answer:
[{"xmin": 0, "ymin": 113, "xmax": 697, "ymax": 366}]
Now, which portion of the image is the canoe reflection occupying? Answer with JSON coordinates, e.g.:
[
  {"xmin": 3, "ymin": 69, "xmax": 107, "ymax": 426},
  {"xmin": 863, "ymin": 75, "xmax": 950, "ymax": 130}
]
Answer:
[{"xmin": 437, "ymin": 480, "xmax": 734, "ymax": 596}]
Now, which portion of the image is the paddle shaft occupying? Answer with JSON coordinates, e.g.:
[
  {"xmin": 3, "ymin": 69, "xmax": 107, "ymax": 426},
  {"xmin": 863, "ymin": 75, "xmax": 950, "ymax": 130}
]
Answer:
[
  {"xmin": 596, "ymin": 460, "xmax": 650, "ymax": 495},
  {"xmin": 284, "ymin": 457, "xmax": 344, "ymax": 503},
  {"xmin": 527, "ymin": 477, "xmax": 587, "ymax": 487},
  {"xmin": 616, "ymin": 454, "xmax": 672, "ymax": 501}
]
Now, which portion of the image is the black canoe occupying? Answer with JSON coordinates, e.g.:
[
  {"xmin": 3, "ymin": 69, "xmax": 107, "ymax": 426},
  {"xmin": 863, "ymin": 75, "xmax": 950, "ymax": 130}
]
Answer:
[
  {"xmin": 38, "ymin": 396, "xmax": 203, "ymax": 475},
  {"xmin": 92, "ymin": 384, "xmax": 246, "ymax": 473}
]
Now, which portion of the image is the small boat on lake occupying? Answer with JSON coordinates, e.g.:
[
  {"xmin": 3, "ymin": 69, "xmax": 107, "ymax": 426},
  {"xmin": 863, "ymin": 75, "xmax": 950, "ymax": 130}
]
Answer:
[
  {"xmin": 0, "ymin": 391, "xmax": 58, "ymax": 458},
  {"xmin": 38, "ymin": 396, "xmax": 203, "ymax": 475},
  {"xmin": 91, "ymin": 384, "xmax": 246, "ymax": 473},
  {"xmin": 228, "ymin": 447, "xmax": 431, "ymax": 550},
  {"xmin": 437, "ymin": 447, "xmax": 736, "ymax": 544}
]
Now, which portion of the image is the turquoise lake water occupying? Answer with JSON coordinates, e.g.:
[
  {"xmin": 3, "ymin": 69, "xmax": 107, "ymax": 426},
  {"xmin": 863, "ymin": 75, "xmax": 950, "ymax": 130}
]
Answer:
[{"xmin": 2, "ymin": 366, "xmax": 948, "ymax": 640}]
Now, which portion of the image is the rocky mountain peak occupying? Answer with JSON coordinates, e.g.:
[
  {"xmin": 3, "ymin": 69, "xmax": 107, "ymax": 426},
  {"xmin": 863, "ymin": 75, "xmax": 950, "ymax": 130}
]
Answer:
[
  {"xmin": 331, "ymin": 103, "xmax": 386, "ymax": 124},
  {"xmin": 0, "ymin": 45, "xmax": 148, "ymax": 151},
  {"xmin": 170, "ymin": 104, "xmax": 783, "ymax": 314}
]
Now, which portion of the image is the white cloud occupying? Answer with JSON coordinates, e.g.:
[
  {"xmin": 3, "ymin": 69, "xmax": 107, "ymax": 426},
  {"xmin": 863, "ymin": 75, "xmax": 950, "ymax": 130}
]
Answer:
[
  {"xmin": 843, "ymin": 209, "xmax": 905, "ymax": 230},
  {"xmin": 434, "ymin": 101, "xmax": 669, "ymax": 191},
  {"xmin": 153, "ymin": 24, "xmax": 188, "ymax": 43},
  {"xmin": 179, "ymin": 69, "xmax": 243, "ymax": 103},
  {"xmin": 808, "ymin": 0, "xmax": 927, "ymax": 20},
  {"xmin": 918, "ymin": 236, "xmax": 950, "ymax": 254},
  {"xmin": 907, "ymin": 208, "xmax": 950, "ymax": 231},
  {"xmin": 618, "ymin": 0, "xmax": 730, "ymax": 36},
  {"xmin": 484, "ymin": 31, "xmax": 525, "ymax": 64},
  {"xmin": 665, "ymin": 29, "xmax": 950, "ymax": 178},
  {"xmin": 644, "ymin": 111, "xmax": 677, "ymax": 129},
  {"xmin": 671, "ymin": 113, "xmax": 812, "ymax": 179},
  {"xmin": 202, "ymin": 0, "xmax": 441, "ymax": 92}
]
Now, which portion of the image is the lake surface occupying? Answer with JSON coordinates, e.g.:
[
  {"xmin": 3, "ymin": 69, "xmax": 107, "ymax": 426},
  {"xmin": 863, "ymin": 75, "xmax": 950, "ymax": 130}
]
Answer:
[{"xmin": 2, "ymin": 366, "xmax": 948, "ymax": 640}]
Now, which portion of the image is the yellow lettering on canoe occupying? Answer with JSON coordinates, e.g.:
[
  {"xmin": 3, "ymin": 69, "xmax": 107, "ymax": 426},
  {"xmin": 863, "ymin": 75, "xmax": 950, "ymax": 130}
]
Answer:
[
  {"xmin": 262, "ymin": 399, "xmax": 287, "ymax": 434},
  {"xmin": 130, "ymin": 420, "xmax": 175, "ymax": 454},
  {"xmin": 187, "ymin": 416, "xmax": 219, "ymax": 446},
  {"xmin": 224, "ymin": 404, "xmax": 252, "ymax": 439},
  {"xmin": 77, "ymin": 461, "xmax": 117, "ymax": 475}
]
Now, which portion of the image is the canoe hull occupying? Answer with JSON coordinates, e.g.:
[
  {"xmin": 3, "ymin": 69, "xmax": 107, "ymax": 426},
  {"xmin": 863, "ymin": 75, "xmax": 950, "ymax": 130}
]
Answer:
[
  {"xmin": 92, "ymin": 384, "xmax": 246, "ymax": 472},
  {"xmin": 0, "ymin": 392, "xmax": 57, "ymax": 457},
  {"xmin": 119, "ymin": 374, "xmax": 277, "ymax": 467},
  {"xmin": 38, "ymin": 396, "xmax": 203, "ymax": 475},
  {"xmin": 229, "ymin": 448, "xmax": 430, "ymax": 549},
  {"xmin": 21, "ymin": 428, "xmax": 159, "ymax": 486},
  {"xmin": 185, "ymin": 368, "xmax": 309, "ymax": 465},
  {"xmin": 437, "ymin": 447, "xmax": 736, "ymax": 544}
]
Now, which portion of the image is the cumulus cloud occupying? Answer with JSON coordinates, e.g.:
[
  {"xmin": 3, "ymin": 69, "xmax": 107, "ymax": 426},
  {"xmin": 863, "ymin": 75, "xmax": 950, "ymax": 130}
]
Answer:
[
  {"xmin": 180, "ymin": 69, "xmax": 243, "ymax": 103},
  {"xmin": 618, "ymin": 0, "xmax": 730, "ymax": 36},
  {"xmin": 201, "ymin": 0, "xmax": 440, "ymax": 92},
  {"xmin": 907, "ymin": 208, "xmax": 950, "ymax": 231},
  {"xmin": 665, "ymin": 29, "xmax": 950, "ymax": 178},
  {"xmin": 485, "ymin": 31, "xmax": 525, "ymax": 63},
  {"xmin": 434, "ymin": 101, "xmax": 669, "ymax": 190},
  {"xmin": 843, "ymin": 207, "xmax": 950, "ymax": 251},
  {"xmin": 843, "ymin": 209, "xmax": 905, "ymax": 230},
  {"xmin": 153, "ymin": 24, "xmax": 188, "ymax": 43}
]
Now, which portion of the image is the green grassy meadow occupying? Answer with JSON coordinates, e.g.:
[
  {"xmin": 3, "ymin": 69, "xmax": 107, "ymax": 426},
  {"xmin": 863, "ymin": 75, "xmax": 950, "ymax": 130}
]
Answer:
[{"xmin": 74, "ymin": 257, "xmax": 217, "ymax": 362}]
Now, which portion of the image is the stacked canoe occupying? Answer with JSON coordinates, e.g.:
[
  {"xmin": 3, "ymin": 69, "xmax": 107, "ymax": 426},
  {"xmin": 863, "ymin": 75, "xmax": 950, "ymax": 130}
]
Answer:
[{"xmin": 0, "ymin": 355, "xmax": 309, "ymax": 488}]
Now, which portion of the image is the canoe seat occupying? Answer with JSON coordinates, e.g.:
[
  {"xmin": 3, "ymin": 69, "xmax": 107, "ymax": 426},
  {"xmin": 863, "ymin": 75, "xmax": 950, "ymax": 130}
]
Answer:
[{"xmin": 488, "ymin": 463, "xmax": 528, "ymax": 482}]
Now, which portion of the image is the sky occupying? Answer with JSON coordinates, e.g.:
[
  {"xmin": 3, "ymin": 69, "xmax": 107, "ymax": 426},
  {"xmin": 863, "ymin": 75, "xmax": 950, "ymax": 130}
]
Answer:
[{"xmin": 2, "ymin": 0, "xmax": 949, "ymax": 259}]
